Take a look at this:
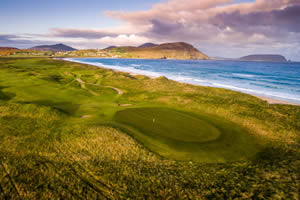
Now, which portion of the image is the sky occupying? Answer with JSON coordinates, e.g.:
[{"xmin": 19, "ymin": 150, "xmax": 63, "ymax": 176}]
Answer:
[{"xmin": 1, "ymin": 0, "xmax": 300, "ymax": 60}]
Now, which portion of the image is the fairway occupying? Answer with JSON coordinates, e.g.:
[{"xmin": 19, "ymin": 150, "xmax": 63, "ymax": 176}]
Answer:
[{"xmin": 115, "ymin": 107, "xmax": 262, "ymax": 162}]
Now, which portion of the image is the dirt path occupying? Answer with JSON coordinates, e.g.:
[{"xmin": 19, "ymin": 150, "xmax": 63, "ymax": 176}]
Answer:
[
  {"xmin": 76, "ymin": 78, "xmax": 99, "ymax": 96},
  {"xmin": 76, "ymin": 78, "xmax": 123, "ymax": 95},
  {"xmin": 75, "ymin": 78, "xmax": 85, "ymax": 88},
  {"xmin": 90, "ymin": 83, "xmax": 123, "ymax": 95}
]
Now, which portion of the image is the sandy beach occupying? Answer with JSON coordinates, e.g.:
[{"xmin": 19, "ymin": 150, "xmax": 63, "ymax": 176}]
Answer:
[{"xmin": 253, "ymin": 95, "xmax": 300, "ymax": 106}]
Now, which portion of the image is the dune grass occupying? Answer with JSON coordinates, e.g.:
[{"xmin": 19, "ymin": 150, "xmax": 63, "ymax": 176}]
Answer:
[{"xmin": 0, "ymin": 58, "xmax": 299, "ymax": 199}]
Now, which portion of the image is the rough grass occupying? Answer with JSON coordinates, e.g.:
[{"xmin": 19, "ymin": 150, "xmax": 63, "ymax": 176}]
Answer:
[{"xmin": 0, "ymin": 58, "xmax": 299, "ymax": 199}]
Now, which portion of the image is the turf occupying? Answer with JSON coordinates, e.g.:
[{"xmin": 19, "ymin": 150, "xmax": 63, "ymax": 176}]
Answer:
[
  {"xmin": 114, "ymin": 107, "xmax": 261, "ymax": 162},
  {"xmin": 0, "ymin": 58, "xmax": 299, "ymax": 199}
]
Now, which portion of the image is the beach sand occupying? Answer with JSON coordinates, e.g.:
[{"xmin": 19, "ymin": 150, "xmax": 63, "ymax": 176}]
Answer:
[{"xmin": 253, "ymin": 95, "xmax": 299, "ymax": 106}]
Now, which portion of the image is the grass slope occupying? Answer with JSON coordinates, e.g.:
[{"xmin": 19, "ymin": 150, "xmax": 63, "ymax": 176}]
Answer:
[{"xmin": 0, "ymin": 58, "xmax": 299, "ymax": 199}]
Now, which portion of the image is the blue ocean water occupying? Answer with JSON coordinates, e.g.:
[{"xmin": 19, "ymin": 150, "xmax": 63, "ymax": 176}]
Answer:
[{"xmin": 67, "ymin": 58, "xmax": 300, "ymax": 104}]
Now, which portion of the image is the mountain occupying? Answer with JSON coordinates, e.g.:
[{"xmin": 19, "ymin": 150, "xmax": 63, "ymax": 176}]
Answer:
[
  {"xmin": 239, "ymin": 54, "xmax": 287, "ymax": 62},
  {"xmin": 107, "ymin": 42, "xmax": 209, "ymax": 60},
  {"xmin": 138, "ymin": 43, "xmax": 157, "ymax": 48},
  {"xmin": 30, "ymin": 43, "xmax": 76, "ymax": 52},
  {"xmin": 104, "ymin": 46, "xmax": 118, "ymax": 50}
]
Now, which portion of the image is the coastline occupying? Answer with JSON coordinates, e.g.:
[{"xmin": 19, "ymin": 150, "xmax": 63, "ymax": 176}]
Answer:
[
  {"xmin": 61, "ymin": 57, "xmax": 160, "ymax": 78},
  {"xmin": 61, "ymin": 58, "xmax": 299, "ymax": 106}
]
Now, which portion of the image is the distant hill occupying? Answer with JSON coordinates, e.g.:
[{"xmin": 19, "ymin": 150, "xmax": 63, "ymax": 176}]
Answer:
[
  {"xmin": 0, "ymin": 47, "xmax": 19, "ymax": 50},
  {"xmin": 30, "ymin": 43, "xmax": 76, "ymax": 52},
  {"xmin": 104, "ymin": 46, "xmax": 118, "ymax": 50},
  {"xmin": 0, "ymin": 47, "xmax": 20, "ymax": 56},
  {"xmin": 239, "ymin": 54, "xmax": 287, "ymax": 62},
  {"xmin": 107, "ymin": 42, "xmax": 209, "ymax": 60},
  {"xmin": 138, "ymin": 43, "xmax": 157, "ymax": 48}
]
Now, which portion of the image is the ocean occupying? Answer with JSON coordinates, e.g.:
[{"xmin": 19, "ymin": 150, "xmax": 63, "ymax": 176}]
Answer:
[{"xmin": 66, "ymin": 58, "xmax": 300, "ymax": 104}]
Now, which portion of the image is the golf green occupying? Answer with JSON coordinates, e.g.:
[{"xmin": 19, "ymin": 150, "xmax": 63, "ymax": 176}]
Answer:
[{"xmin": 114, "ymin": 107, "xmax": 262, "ymax": 163}]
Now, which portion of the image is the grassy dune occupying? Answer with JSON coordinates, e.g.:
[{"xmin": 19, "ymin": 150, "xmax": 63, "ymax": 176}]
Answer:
[{"xmin": 0, "ymin": 58, "xmax": 299, "ymax": 199}]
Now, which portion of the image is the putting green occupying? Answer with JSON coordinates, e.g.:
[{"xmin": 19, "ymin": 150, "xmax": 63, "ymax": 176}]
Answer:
[{"xmin": 114, "ymin": 107, "xmax": 262, "ymax": 163}]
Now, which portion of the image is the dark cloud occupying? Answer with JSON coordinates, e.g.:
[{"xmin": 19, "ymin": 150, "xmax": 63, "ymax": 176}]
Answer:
[
  {"xmin": 145, "ymin": 19, "xmax": 218, "ymax": 42},
  {"xmin": 0, "ymin": 34, "xmax": 65, "ymax": 49},
  {"xmin": 272, "ymin": 5, "xmax": 300, "ymax": 31},
  {"xmin": 150, "ymin": 20, "xmax": 183, "ymax": 35},
  {"xmin": 50, "ymin": 28, "xmax": 118, "ymax": 39},
  {"xmin": 213, "ymin": 5, "xmax": 300, "ymax": 34},
  {"xmin": 0, "ymin": 34, "xmax": 19, "ymax": 43},
  {"xmin": 0, "ymin": 34, "xmax": 33, "ymax": 47}
]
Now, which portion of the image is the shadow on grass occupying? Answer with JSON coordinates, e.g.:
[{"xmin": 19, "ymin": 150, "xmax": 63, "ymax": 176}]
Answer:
[
  {"xmin": 0, "ymin": 86, "xmax": 16, "ymax": 101},
  {"xmin": 41, "ymin": 74, "xmax": 64, "ymax": 83},
  {"xmin": 19, "ymin": 100, "xmax": 80, "ymax": 115},
  {"xmin": 253, "ymin": 145, "xmax": 300, "ymax": 165}
]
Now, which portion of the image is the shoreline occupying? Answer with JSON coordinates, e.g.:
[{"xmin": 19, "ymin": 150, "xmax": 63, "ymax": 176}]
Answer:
[
  {"xmin": 61, "ymin": 57, "xmax": 159, "ymax": 78},
  {"xmin": 61, "ymin": 58, "xmax": 300, "ymax": 106}
]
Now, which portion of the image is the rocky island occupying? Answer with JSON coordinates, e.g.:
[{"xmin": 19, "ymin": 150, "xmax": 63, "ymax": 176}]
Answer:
[{"xmin": 239, "ymin": 54, "xmax": 287, "ymax": 62}]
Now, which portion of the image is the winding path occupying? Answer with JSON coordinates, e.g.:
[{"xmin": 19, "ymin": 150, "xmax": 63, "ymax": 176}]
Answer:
[{"xmin": 76, "ymin": 78, "xmax": 123, "ymax": 95}]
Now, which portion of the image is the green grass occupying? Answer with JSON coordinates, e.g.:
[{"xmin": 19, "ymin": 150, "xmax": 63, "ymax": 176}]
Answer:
[
  {"xmin": 116, "ymin": 108, "xmax": 221, "ymax": 142},
  {"xmin": 0, "ymin": 58, "xmax": 299, "ymax": 199},
  {"xmin": 115, "ymin": 107, "xmax": 261, "ymax": 162}
]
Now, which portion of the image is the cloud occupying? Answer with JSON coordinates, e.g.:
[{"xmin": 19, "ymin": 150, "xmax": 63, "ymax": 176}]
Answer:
[
  {"xmin": 0, "ymin": 33, "xmax": 150, "ymax": 50},
  {"xmin": 0, "ymin": 34, "xmax": 45, "ymax": 48},
  {"xmin": 106, "ymin": 0, "xmax": 299, "ymax": 24},
  {"xmin": 95, "ymin": 34, "xmax": 149, "ymax": 46},
  {"xmin": 68, "ymin": 34, "xmax": 150, "ymax": 49},
  {"xmin": 212, "ymin": 5, "xmax": 300, "ymax": 34},
  {"xmin": 0, "ymin": 34, "xmax": 19, "ymax": 44},
  {"xmin": 103, "ymin": 0, "xmax": 300, "ymax": 60},
  {"xmin": 49, "ymin": 24, "xmax": 150, "ymax": 39},
  {"xmin": 104, "ymin": 0, "xmax": 300, "ymax": 44},
  {"xmin": 105, "ymin": 0, "xmax": 234, "ymax": 24},
  {"xmin": 2, "ymin": 0, "xmax": 300, "ymax": 60},
  {"xmin": 49, "ymin": 28, "xmax": 118, "ymax": 39}
]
